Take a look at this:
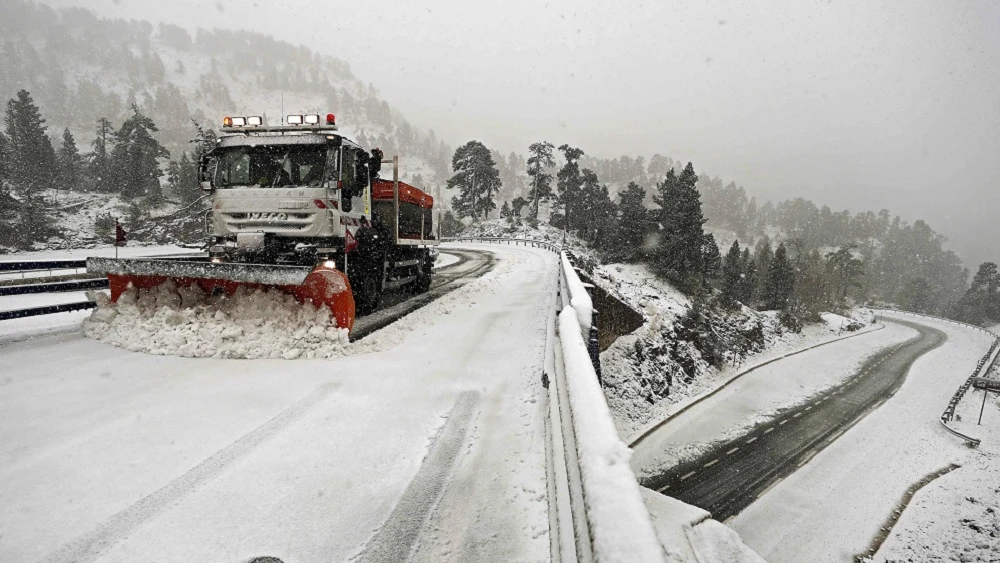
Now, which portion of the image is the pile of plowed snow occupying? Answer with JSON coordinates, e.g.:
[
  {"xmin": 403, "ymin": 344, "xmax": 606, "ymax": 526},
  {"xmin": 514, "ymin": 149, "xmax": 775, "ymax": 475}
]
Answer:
[{"xmin": 82, "ymin": 281, "xmax": 349, "ymax": 359}]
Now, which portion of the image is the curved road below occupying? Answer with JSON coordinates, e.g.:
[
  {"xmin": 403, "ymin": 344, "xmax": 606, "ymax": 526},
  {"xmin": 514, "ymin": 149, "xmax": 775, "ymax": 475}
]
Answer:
[{"xmin": 645, "ymin": 318, "xmax": 947, "ymax": 522}]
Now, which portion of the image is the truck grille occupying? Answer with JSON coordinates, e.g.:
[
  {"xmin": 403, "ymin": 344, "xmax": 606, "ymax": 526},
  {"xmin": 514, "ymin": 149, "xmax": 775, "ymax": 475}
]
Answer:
[{"xmin": 221, "ymin": 212, "xmax": 316, "ymax": 233}]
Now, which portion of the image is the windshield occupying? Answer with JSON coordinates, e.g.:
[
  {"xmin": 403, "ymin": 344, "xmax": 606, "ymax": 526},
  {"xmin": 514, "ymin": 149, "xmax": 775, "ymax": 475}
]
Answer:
[{"xmin": 214, "ymin": 145, "xmax": 331, "ymax": 188}]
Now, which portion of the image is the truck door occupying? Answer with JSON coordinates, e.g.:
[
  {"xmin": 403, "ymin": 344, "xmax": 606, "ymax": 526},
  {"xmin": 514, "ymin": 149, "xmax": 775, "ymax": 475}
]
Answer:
[{"xmin": 340, "ymin": 147, "xmax": 370, "ymax": 216}]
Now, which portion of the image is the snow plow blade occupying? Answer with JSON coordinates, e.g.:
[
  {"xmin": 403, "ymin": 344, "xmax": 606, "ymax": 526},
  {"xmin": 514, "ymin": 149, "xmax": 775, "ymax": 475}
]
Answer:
[{"xmin": 86, "ymin": 257, "xmax": 355, "ymax": 332}]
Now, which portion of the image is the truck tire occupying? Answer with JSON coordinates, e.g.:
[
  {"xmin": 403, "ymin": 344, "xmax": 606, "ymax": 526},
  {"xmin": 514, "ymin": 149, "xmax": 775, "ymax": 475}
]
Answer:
[
  {"xmin": 351, "ymin": 253, "xmax": 386, "ymax": 315},
  {"xmin": 409, "ymin": 251, "xmax": 432, "ymax": 294}
]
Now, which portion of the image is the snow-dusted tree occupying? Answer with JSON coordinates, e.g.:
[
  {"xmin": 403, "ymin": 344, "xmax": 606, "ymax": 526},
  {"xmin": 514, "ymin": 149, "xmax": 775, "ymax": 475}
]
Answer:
[
  {"xmin": 702, "ymin": 233, "xmax": 722, "ymax": 283},
  {"xmin": 610, "ymin": 181, "xmax": 651, "ymax": 263},
  {"xmin": 511, "ymin": 196, "xmax": 528, "ymax": 217},
  {"xmin": 763, "ymin": 243, "xmax": 795, "ymax": 310},
  {"xmin": 650, "ymin": 162, "xmax": 707, "ymax": 291},
  {"xmin": 110, "ymin": 104, "xmax": 169, "ymax": 201},
  {"xmin": 556, "ymin": 144, "xmax": 585, "ymax": 232},
  {"xmin": 3, "ymin": 89, "xmax": 56, "ymax": 195},
  {"xmin": 720, "ymin": 240, "xmax": 743, "ymax": 307},
  {"xmin": 446, "ymin": 140, "xmax": 501, "ymax": 220},
  {"xmin": 89, "ymin": 117, "xmax": 115, "ymax": 192},
  {"xmin": 500, "ymin": 200, "xmax": 511, "ymax": 219},
  {"xmin": 526, "ymin": 141, "xmax": 555, "ymax": 219},
  {"xmin": 0, "ymin": 131, "xmax": 8, "ymax": 188},
  {"xmin": 737, "ymin": 249, "xmax": 757, "ymax": 304},
  {"xmin": 56, "ymin": 128, "xmax": 84, "ymax": 191}
]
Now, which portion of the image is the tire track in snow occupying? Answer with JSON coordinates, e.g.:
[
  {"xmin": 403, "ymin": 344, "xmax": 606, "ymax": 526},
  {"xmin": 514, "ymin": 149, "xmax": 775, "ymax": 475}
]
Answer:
[
  {"xmin": 354, "ymin": 390, "xmax": 481, "ymax": 563},
  {"xmin": 40, "ymin": 381, "xmax": 342, "ymax": 563}
]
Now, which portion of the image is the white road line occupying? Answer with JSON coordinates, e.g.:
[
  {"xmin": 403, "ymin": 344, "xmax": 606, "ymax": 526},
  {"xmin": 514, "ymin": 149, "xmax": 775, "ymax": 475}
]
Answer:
[
  {"xmin": 747, "ymin": 436, "xmax": 759, "ymax": 443},
  {"xmin": 658, "ymin": 484, "xmax": 670, "ymax": 492},
  {"xmin": 680, "ymin": 471, "xmax": 696, "ymax": 481},
  {"xmin": 704, "ymin": 459, "xmax": 719, "ymax": 468},
  {"xmin": 793, "ymin": 412, "xmax": 803, "ymax": 417},
  {"xmin": 805, "ymin": 405, "xmax": 813, "ymax": 410},
  {"xmin": 779, "ymin": 419, "xmax": 788, "ymax": 425},
  {"xmin": 727, "ymin": 447, "xmax": 739, "ymax": 455},
  {"xmin": 764, "ymin": 428, "xmax": 775, "ymax": 434}
]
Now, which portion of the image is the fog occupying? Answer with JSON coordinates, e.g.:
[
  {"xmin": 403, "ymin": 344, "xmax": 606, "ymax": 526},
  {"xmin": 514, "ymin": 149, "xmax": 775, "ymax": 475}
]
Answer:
[{"xmin": 53, "ymin": 0, "xmax": 1000, "ymax": 266}]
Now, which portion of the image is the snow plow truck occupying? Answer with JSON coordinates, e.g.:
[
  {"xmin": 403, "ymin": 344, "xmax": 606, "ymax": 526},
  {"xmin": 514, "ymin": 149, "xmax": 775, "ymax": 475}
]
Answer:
[{"xmin": 87, "ymin": 113, "xmax": 438, "ymax": 334}]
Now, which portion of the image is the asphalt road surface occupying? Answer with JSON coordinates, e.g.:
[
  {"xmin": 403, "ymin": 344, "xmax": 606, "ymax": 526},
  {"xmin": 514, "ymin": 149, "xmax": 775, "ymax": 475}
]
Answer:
[{"xmin": 645, "ymin": 318, "xmax": 947, "ymax": 522}]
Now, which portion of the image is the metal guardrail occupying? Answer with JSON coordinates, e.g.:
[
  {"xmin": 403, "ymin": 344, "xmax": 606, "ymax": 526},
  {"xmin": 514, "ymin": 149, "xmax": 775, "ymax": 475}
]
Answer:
[
  {"xmin": 0, "ymin": 259, "xmax": 88, "ymax": 272},
  {"xmin": 441, "ymin": 235, "xmax": 562, "ymax": 253},
  {"xmin": 0, "ymin": 301, "xmax": 97, "ymax": 321},
  {"xmin": 447, "ymin": 237, "xmax": 664, "ymax": 559},
  {"xmin": 0, "ymin": 278, "xmax": 108, "ymax": 297}
]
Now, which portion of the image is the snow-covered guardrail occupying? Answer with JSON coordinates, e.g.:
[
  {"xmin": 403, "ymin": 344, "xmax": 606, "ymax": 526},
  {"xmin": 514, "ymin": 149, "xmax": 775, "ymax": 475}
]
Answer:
[
  {"xmin": 441, "ymin": 235, "xmax": 562, "ymax": 253},
  {"xmin": 876, "ymin": 308, "xmax": 999, "ymax": 446},
  {"xmin": 547, "ymin": 250, "xmax": 665, "ymax": 562},
  {"xmin": 0, "ymin": 259, "xmax": 103, "ymax": 321},
  {"xmin": 0, "ymin": 259, "xmax": 88, "ymax": 273}
]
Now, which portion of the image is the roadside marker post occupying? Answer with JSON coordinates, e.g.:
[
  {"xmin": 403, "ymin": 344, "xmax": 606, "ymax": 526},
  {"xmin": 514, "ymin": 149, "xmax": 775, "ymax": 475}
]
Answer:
[{"xmin": 971, "ymin": 377, "xmax": 1000, "ymax": 425}]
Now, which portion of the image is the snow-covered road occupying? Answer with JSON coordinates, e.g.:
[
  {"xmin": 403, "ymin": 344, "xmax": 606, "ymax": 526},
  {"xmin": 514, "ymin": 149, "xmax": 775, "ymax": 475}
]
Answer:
[
  {"xmin": 731, "ymin": 313, "xmax": 996, "ymax": 562},
  {"xmin": 0, "ymin": 243, "xmax": 556, "ymax": 563}
]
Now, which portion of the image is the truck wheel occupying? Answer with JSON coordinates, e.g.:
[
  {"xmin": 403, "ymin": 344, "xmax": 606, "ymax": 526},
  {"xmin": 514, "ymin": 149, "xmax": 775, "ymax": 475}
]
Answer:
[
  {"xmin": 351, "ymin": 254, "xmax": 385, "ymax": 315},
  {"xmin": 410, "ymin": 252, "xmax": 432, "ymax": 294}
]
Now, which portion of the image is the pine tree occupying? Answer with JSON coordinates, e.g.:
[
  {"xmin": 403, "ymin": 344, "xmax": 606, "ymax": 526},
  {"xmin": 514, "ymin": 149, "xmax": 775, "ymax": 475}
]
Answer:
[
  {"xmin": 738, "ymin": 251, "xmax": 757, "ymax": 304},
  {"xmin": 702, "ymin": 233, "xmax": 722, "ymax": 284},
  {"xmin": 763, "ymin": 243, "xmax": 795, "ymax": 310},
  {"xmin": 89, "ymin": 117, "xmax": 115, "ymax": 192},
  {"xmin": 56, "ymin": 128, "xmax": 84, "ymax": 192},
  {"xmin": 526, "ymin": 141, "xmax": 555, "ymax": 219},
  {"xmin": 511, "ymin": 196, "xmax": 528, "ymax": 217},
  {"xmin": 445, "ymin": 140, "xmax": 501, "ymax": 220},
  {"xmin": 177, "ymin": 152, "xmax": 201, "ymax": 204},
  {"xmin": 111, "ymin": 104, "xmax": 170, "ymax": 201},
  {"xmin": 795, "ymin": 250, "xmax": 830, "ymax": 318},
  {"xmin": 611, "ymin": 181, "xmax": 650, "ymax": 262},
  {"xmin": 753, "ymin": 237, "xmax": 773, "ymax": 303},
  {"xmin": 955, "ymin": 262, "xmax": 1000, "ymax": 324},
  {"xmin": 900, "ymin": 277, "xmax": 933, "ymax": 313},
  {"xmin": 825, "ymin": 246, "xmax": 865, "ymax": 306},
  {"xmin": 0, "ymin": 131, "xmax": 8, "ymax": 188},
  {"xmin": 556, "ymin": 144, "xmax": 585, "ymax": 233},
  {"xmin": 500, "ymin": 200, "xmax": 511, "ymax": 219},
  {"xmin": 720, "ymin": 240, "xmax": 743, "ymax": 307},
  {"xmin": 650, "ymin": 162, "xmax": 707, "ymax": 290},
  {"xmin": 3, "ymin": 89, "xmax": 56, "ymax": 195}
]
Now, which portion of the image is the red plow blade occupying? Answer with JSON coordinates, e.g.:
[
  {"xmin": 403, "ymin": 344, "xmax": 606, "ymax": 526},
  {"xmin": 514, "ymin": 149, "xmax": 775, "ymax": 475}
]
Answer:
[{"xmin": 87, "ymin": 258, "xmax": 356, "ymax": 332}]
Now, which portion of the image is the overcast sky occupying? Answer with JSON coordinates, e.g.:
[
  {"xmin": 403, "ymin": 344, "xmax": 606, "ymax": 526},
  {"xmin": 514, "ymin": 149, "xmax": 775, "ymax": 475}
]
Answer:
[{"xmin": 57, "ymin": 0, "xmax": 1000, "ymax": 266}]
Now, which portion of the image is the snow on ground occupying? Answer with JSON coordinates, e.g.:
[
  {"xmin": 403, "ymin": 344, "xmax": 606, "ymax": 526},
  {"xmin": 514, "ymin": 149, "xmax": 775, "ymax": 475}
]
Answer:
[
  {"xmin": 82, "ymin": 283, "xmax": 351, "ymax": 359},
  {"xmin": 433, "ymin": 250, "xmax": 461, "ymax": 270},
  {"xmin": 0, "ymin": 243, "xmax": 556, "ymax": 563},
  {"xmin": 596, "ymin": 258, "xmax": 879, "ymax": 444},
  {"xmin": 641, "ymin": 488, "xmax": 767, "ymax": 563},
  {"xmin": 0, "ymin": 290, "xmax": 93, "ymax": 340},
  {"xmin": 730, "ymin": 313, "xmax": 996, "ymax": 563},
  {"xmin": 629, "ymin": 320, "xmax": 915, "ymax": 479},
  {"xmin": 873, "ymin": 354, "xmax": 1000, "ymax": 563}
]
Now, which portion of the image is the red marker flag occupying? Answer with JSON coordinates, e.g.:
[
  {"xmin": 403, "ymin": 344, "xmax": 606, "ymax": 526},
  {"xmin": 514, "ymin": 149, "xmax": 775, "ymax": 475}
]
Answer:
[
  {"xmin": 345, "ymin": 229, "xmax": 358, "ymax": 254},
  {"xmin": 115, "ymin": 221, "xmax": 128, "ymax": 247}
]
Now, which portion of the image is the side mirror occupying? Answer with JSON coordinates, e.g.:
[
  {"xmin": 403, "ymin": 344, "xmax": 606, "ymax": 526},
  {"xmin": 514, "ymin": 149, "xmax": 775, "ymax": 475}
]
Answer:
[{"xmin": 370, "ymin": 148, "xmax": 383, "ymax": 178}]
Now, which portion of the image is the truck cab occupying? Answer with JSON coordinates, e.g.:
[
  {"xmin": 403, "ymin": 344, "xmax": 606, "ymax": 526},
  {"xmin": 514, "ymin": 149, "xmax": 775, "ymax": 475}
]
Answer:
[{"xmin": 199, "ymin": 113, "xmax": 436, "ymax": 314}]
